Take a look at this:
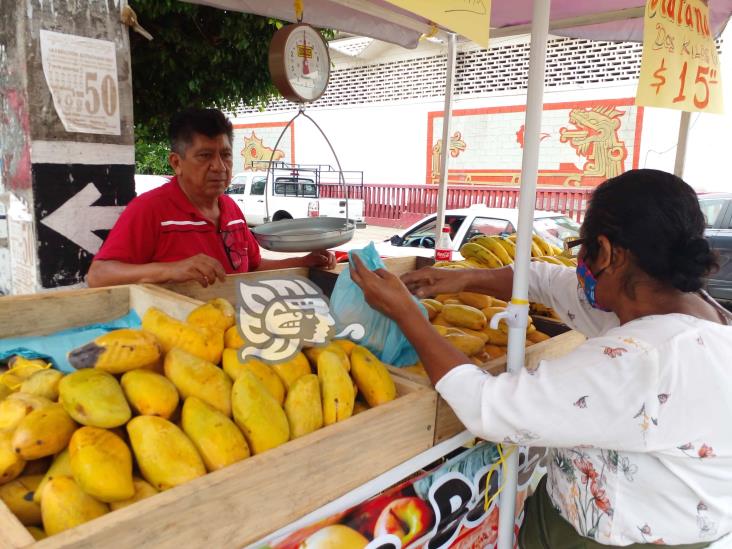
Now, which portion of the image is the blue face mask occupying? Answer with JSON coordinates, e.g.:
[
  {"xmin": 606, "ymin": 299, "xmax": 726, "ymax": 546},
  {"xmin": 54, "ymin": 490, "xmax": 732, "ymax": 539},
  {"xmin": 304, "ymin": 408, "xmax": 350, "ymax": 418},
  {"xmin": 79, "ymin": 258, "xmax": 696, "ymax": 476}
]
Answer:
[{"xmin": 576, "ymin": 255, "xmax": 610, "ymax": 312}]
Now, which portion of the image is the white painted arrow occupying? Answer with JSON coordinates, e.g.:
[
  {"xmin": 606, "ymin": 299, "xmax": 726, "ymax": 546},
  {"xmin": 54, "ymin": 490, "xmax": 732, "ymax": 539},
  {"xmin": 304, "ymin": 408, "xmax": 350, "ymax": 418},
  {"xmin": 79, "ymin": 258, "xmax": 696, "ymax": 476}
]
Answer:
[{"xmin": 41, "ymin": 182, "xmax": 126, "ymax": 254}]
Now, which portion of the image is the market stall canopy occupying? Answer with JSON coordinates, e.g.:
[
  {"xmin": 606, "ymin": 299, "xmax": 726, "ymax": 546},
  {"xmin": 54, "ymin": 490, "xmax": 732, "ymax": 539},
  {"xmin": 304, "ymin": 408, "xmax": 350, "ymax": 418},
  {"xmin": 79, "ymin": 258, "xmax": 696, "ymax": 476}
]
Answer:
[{"xmin": 183, "ymin": 0, "xmax": 732, "ymax": 48}]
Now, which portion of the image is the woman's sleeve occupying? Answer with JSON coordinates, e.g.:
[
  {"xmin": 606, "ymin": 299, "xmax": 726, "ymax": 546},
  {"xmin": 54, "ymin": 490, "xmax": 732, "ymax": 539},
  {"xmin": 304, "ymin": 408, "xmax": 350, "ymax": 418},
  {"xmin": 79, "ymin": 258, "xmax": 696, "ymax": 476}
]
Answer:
[
  {"xmin": 435, "ymin": 336, "xmax": 669, "ymax": 452},
  {"xmin": 527, "ymin": 261, "xmax": 619, "ymax": 337}
]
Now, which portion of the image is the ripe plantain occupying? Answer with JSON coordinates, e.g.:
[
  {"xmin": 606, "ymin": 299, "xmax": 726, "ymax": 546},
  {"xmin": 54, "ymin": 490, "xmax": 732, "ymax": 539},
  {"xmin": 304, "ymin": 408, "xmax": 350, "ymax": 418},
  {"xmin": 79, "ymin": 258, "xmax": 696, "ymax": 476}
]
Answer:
[{"xmin": 470, "ymin": 235, "xmax": 513, "ymax": 265}]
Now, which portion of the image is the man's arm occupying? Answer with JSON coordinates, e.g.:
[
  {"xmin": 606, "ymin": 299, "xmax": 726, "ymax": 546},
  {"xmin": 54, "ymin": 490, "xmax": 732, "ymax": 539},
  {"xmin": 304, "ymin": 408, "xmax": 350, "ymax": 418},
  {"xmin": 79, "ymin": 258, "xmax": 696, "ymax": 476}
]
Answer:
[
  {"xmin": 86, "ymin": 254, "xmax": 227, "ymax": 288},
  {"xmin": 255, "ymin": 250, "xmax": 336, "ymax": 272}
]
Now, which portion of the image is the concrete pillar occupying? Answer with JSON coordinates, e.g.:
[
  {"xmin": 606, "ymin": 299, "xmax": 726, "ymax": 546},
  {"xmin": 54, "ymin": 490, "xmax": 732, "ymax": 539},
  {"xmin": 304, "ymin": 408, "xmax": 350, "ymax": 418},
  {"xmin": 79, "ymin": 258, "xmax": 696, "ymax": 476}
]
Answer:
[{"xmin": 0, "ymin": 0, "xmax": 134, "ymax": 295}]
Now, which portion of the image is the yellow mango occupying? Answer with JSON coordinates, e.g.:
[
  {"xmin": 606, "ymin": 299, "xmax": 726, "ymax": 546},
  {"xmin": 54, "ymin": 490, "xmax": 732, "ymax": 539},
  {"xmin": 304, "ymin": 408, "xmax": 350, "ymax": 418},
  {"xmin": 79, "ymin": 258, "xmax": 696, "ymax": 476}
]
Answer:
[
  {"xmin": 41, "ymin": 476, "xmax": 108, "ymax": 536},
  {"xmin": 181, "ymin": 397, "xmax": 250, "ymax": 471},
  {"xmin": 120, "ymin": 369, "xmax": 179, "ymax": 419},
  {"xmin": 444, "ymin": 332, "xmax": 486, "ymax": 356},
  {"xmin": 164, "ymin": 348, "xmax": 232, "ymax": 416},
  {"xmin": 68, "ymin": 329, "xmax": 161, "ymax": 374},
  {"xmin": 457, "ymin": 326, "xmax": 490, "ymax": 344},
  {"xmin": 19, "ymin": 370, "xmax": 64, "ymax": 402},
  {"xmin": 127, "ymin": 416, "xmax": 205, "ymax": 491},
  {"xmin": 271, "ymin": 352, "xmax": 311, "ymax": 391},
  {"xmin": 421, "ymin": 298, "xmax": 443, "ymax": 312},
  {"xmin": 231, "ymin": 371, "xmax": 289, "ymax": 455},
  {"xmin": 222, "ymin": 349, "xmax": 285, "ymax": 405},
  {"xmin": 332, "ymin": 339, "xmax": 357, "ymax": 356},
  {"xmin": 28, "ymin": 526, "xmax": 46, "ymax": 540},
  {"xmin": 0, "ymin": 393, "xmax": 53, "ymax": 433},
  {"xmin": 109, "ymin": 478, "xmax": 159, "ymax": 511},
  {"xmin": 2, "ymin": 357, "xmax": 51, "ymax": 390},
  {"xmin": 318, "ymin": 351, "xmax": 355, "ymax": 426},
  {"xmin": 0, "ymin": 474, "xmax": 43, "ymax": 526},
  {"xmin": 187, "ymin": 298, "xmax": 235, "ymax": 334},
  {"xmin": 442, "ymin": 304, "xmax": 487, "ymax": 330},
  {"xmin": 142, "ymin": 307, "xmax": 224, "ymax": 364},
  {"xmin": 527, "ymin": 330, "xmax": 551, "ymax": 344},
  {"xmin": 284, "ymin": 374, "xmax": 323, "ymax": 439},
  {"xmin": 34, "ymin": 449, "xmax": 71, "ymax": 504},
  {"xmin": 59, "ymin": 369, "xmax": 131, "ymax": 428},
  {"xmin": 435, "ymin": 293, "xmax": 460, "ymax": 303},
  {"xmin": 432, "ymin": 325, "xmax": 465, "ymax": 337},
  {"xmin": 12, "ymin": 404, "xmax": 77, "ymax": 460},
  {"xmin": 69, "ymin": 427, "xmax": 134, "ymax": 502},
  {"xmin": 457, "ymin": 292, "xmax": 493, "ymax": 310},
  {"xmin": 349, "ymin": 347, "xmax": 397, "ymax": 407},
  {"xmin": 224, "ymin": 325, "xmax": 245, "ymax": 349},
  {"xmin": 484, "ymin": 344, "xmax": 507, "ymax": 359},
  {"xmin": 0, "ymin": 430, "xmax": 25, "ymax": 485},
  {"xmin": 304, "ymin": 343, "xmax": 350, "ymax": 372},
  {"xmin": 422, "ymin": 302, "xmax": 438, "ymax": 320},
  {"xmin": 0, "ymin": 383, "xmax": 13, "ymax": 402},
  {"xmin": 479, "ymin": 327, "xmax": 509, "ymax": 346}
]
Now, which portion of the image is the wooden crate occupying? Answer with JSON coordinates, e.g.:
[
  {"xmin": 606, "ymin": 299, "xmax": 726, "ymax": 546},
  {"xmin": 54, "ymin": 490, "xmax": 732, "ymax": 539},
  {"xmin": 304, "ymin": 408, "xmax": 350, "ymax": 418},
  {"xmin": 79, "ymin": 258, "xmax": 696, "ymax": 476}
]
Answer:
[
  {"xmin": 159, "ymin": 257, "xmax": 586, "ymax": 447},
  {"xmin": 0, "ymin": 283, "xmax": 435, "ymax": 548}
]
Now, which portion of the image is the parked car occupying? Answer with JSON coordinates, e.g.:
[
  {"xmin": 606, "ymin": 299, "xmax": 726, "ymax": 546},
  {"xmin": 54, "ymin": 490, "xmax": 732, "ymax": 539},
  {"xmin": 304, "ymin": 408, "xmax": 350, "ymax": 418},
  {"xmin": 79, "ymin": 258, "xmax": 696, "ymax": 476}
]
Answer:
[
  {"xmin": 226, "ymin": 164, "xmax": 366, "ymax": 228},
  {"xmin": 334, "ymin": 204, "xmax": 580, "ymax": 259},
  {"xmin": 699, "ymin": 192, "xmax": 732, "ymax": 306}
]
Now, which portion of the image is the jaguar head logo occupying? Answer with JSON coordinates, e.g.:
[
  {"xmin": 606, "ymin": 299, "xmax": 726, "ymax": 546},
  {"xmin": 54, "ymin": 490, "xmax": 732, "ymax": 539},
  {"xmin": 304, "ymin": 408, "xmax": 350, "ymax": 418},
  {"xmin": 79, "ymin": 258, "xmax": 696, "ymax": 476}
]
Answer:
[{"xmin": 237, "ymin": 276, "xmax": 363, "ymax": 363}]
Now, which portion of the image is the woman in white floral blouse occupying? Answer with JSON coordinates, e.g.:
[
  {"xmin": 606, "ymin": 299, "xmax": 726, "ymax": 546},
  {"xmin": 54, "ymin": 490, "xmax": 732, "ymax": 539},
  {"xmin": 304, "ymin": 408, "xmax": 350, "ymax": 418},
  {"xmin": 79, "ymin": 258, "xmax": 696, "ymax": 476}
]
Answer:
[{"xmin": 350, "ymin": 169, "xmax": 732, "ymax": 548}]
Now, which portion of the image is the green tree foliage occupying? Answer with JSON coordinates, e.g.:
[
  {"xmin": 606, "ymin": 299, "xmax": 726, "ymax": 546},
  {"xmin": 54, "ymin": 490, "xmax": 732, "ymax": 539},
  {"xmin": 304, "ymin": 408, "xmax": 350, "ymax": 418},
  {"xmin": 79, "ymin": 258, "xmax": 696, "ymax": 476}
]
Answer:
[{"xmin": 130, "ymin": 1, "xmax": 281, "ymax": 173}]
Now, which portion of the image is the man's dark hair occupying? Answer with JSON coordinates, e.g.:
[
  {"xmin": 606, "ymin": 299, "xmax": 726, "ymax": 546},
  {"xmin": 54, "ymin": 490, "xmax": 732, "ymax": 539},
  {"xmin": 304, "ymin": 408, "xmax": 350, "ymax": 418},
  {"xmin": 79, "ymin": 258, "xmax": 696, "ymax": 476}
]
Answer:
[
  {"xmin": 582, "ymin": 169, "xmax": 718, "ymax": 293},
  {"xmin": 168, "ymin": 108, "xmax": 234, "ymax": 155}
]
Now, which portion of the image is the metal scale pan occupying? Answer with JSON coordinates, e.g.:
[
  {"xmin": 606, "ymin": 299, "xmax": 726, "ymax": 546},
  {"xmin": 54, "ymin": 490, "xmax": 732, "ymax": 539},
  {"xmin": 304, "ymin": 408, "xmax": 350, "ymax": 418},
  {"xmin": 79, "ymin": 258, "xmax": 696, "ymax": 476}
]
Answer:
[
  {"xmin": 251, "ymin": 217, "xmax": 355, "ymax": 253},
  {"xmin": 250, "ymin": 109, "xmax": 355, "ymax": 253}
]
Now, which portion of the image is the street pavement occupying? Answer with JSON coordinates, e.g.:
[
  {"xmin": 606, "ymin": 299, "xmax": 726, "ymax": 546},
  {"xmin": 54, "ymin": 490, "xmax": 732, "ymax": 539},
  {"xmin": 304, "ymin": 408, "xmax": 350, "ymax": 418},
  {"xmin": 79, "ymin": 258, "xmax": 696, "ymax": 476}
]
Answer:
[{"xmin": 259, "ymin": 224, "xmax": 397, "ymax": 260}]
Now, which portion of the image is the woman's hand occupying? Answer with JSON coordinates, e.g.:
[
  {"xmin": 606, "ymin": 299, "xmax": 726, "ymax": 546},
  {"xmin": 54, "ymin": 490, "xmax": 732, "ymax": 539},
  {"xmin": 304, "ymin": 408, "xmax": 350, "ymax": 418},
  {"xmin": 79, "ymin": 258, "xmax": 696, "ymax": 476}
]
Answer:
[
  {"xmin": 401, "ymin": 267, "xmax": 472, "ymax": 298},
  {"xmin": 349, "ymin": 254, "xmax": 422, "ymax": 323}
]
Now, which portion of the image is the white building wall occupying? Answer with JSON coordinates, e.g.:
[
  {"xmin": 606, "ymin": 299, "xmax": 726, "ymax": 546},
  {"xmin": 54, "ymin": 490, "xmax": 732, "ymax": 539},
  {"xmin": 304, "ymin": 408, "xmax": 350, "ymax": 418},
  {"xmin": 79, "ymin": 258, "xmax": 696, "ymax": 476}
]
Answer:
[{"xmin": 231, "ymin": 28, "xmax": 732, "ymax": 193}]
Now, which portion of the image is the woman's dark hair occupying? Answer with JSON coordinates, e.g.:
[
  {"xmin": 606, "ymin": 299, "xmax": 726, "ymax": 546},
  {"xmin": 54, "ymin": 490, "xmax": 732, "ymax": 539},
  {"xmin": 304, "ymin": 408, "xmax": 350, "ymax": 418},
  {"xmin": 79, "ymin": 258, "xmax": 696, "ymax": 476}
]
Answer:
[
  {"xmin": 169, "ymin": 108, "xmax": 234, "ymax": 155},
  {"xmin": 581, "ymin": 169, "xmax": 718, "ymax": 292}
]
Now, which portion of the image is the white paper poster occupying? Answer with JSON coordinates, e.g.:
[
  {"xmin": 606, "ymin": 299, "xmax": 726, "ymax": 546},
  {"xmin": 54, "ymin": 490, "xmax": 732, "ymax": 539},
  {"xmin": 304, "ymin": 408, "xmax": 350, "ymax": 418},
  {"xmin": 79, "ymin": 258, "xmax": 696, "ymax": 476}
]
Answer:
[
  {"xmin": 7, "ymin": 194, "xmax": 37, "ymax": 295},
  {"xmin": 40, "ymin": 30, "xmax": 121, "ymax": 135}
]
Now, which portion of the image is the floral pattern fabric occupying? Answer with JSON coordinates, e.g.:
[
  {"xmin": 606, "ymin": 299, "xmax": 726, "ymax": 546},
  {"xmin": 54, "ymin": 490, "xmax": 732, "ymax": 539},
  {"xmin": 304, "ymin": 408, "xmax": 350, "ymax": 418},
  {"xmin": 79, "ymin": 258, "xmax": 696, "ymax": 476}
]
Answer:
[{"xmin": 435, "ymin": 262, "xmax": 732, "ymax": 546}]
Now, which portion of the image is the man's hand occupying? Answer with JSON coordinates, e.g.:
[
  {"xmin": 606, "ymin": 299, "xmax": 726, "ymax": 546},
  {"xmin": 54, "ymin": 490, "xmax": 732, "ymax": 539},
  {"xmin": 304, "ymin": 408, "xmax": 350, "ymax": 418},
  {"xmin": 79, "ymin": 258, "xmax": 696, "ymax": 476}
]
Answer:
[
  {"xmin": 349, "ymin": 254, "xmax": 421, "ymax": 324},
  {"xmin": 401, "ymin": 267, "xmax": 471, "ymax": 298},
  {"xmin": 301, "ymin": 250, "xmax": 337, "ymax": 270},
  {"xmin": 162, "ymin": 254, "xmax": 227, "ymax": 287}
]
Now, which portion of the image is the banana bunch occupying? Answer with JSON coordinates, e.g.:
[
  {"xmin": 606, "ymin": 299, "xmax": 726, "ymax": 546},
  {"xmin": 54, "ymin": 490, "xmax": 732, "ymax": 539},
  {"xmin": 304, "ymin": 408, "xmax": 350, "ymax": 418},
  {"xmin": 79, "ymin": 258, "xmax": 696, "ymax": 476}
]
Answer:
[
  {"xmin": 0, "ymin": 298, "xmax": 400, "ymax": 539},
  {"xmin": 416, "ymin": 292, "xmax": 552, "ymax": 369},
  {"xmin": 438, "ymin": 233, "xmax": 577, "ymax": 270}
]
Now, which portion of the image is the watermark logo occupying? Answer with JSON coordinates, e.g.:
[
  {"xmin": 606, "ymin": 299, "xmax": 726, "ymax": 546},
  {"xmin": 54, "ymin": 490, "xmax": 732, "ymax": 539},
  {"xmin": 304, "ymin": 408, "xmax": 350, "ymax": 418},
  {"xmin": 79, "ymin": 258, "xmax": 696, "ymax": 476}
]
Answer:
[{"xmin": 237, "ymin": 275, "xmax": 364, "ymax": 363}]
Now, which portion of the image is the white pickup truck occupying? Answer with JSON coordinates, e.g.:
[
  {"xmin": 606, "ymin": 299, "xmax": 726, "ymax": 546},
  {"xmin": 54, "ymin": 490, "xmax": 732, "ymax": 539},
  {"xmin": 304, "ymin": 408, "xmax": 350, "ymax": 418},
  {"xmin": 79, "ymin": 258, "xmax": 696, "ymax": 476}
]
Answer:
[{"xmin": 226, "ymin": 168, "xmax": 366, "ymax": 228}]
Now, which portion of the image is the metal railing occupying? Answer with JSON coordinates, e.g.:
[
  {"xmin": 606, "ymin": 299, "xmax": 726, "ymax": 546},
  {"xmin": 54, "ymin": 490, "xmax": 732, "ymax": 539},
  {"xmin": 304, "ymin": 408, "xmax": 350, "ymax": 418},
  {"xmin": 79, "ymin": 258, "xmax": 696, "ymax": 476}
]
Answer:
[{"xmin": 319, "ymin": 183, "xmax": 592, "ymax": 225}]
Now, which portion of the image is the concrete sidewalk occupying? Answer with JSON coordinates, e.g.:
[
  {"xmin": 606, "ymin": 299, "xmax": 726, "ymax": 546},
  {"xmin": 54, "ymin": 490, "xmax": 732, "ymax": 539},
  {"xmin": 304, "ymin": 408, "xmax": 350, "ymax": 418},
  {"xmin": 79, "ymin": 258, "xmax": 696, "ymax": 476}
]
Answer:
[{"xmin": 259, "ymin": 224, "xmax": 397, "ymax": 260}]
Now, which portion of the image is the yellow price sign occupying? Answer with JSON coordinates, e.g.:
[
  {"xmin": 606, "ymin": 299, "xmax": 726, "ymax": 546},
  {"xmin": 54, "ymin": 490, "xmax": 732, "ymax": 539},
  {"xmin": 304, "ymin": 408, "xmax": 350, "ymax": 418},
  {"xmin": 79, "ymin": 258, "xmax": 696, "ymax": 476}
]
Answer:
[
  {"xmin": 382, "ymin": 0, "xmax": 491, "ymax": 48},
  {"xmin": 636, "ymin": 0, "xmax": 724, "ymax": 113}
]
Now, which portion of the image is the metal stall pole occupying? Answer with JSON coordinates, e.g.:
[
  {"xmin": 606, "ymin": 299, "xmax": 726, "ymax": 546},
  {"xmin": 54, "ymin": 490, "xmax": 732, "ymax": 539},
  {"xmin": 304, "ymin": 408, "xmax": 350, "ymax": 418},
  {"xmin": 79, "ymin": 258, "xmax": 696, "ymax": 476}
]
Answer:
[
  {"xmin": 435, "ymin": 32, "xmax": 457, "ymax": 238},
  {"xmin": 674, "ymin": 110, "xmax": 692, "ymax": 177},
  {"xmin": 495, "ymin": 0, "xmax": 551, "ymax": 547}
]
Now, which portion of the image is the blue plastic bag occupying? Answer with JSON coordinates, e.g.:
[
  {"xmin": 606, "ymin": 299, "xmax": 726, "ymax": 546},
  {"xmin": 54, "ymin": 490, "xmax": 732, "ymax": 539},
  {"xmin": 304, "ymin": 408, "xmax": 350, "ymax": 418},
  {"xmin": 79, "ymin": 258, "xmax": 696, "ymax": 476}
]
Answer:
[
  {"xmin": 330, "ymin": 243, "xmax": 423, "ymax": 367},
  {"xmin": 0, "ymin": 310, "xmax": 142, "ymax": 373}
]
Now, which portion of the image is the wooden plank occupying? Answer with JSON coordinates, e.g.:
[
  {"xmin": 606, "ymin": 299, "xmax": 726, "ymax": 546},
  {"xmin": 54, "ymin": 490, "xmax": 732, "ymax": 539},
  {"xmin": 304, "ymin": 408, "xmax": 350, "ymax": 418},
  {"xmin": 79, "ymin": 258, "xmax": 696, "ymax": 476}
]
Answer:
[
  {"xmin": 0, "ymin": 287, "xmax": 129, "ymax": 338},
  {"xmin": 0, "ymin": 503, "xmax": 35, "ymax": 548},
  {"xmin": 36, "ymin": 378, "xmax": 435, "ymax": 549},
  {"xmin": 130, "ymin": 285, "xmax": 200, "ymax": 321}
]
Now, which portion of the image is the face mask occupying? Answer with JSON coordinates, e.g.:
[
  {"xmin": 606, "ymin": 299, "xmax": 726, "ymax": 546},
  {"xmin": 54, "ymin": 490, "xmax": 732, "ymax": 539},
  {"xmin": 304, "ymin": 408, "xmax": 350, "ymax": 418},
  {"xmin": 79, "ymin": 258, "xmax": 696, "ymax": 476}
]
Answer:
[{"xmin": 576, "ymin": 255, "xmax": 610, "ymax": 312}]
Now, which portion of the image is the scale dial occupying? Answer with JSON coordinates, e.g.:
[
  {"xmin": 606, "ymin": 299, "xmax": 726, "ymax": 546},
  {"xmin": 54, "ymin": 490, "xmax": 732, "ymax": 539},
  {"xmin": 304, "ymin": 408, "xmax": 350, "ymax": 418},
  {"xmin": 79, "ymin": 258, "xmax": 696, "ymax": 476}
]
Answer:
[{"xmin": 269, "ymin": 23, "xmax": 331, "ymax": 103}]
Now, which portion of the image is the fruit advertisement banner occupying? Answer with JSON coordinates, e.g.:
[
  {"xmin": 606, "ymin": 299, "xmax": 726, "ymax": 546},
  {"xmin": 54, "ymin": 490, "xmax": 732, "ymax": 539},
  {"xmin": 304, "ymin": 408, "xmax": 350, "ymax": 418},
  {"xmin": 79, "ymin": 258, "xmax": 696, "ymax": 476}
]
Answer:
[
  {"xmin": 636, "ymin": 0, "xmax": 724, "ymax": 113},
  {"xmin": 261, "ymin": 443, "xmax": 548, "ymax": 549}
]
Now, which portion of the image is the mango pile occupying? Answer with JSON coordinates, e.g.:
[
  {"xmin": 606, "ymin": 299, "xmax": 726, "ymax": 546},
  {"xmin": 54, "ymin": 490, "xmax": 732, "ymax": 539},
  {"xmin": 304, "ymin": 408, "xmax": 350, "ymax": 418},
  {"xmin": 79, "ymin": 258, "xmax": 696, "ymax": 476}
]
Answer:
[
  {"xmin": 435, "ymin": 233, "xmax": 577, "ymax": 269},
  {"xmin": 0, "ymin": 298, "xmax": 397, "ymax": 539},
  {"xmin": 418, "ymin": 292, "xmax": 552, "ymax": 367}
]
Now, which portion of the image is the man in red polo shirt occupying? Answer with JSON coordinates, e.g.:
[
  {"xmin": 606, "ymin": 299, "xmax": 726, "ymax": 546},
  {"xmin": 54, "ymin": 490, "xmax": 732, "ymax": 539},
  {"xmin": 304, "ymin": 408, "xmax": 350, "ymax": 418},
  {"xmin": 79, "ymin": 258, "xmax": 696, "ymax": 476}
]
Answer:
[{"xmin": 87, "ymin": 108, "xmax": 335, "ymax": 287}]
